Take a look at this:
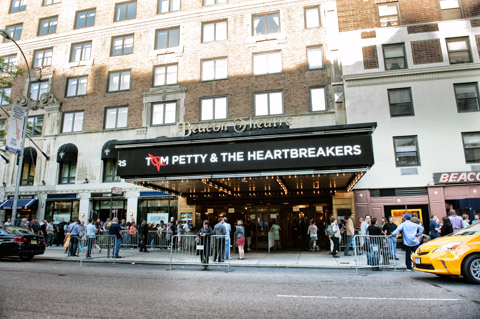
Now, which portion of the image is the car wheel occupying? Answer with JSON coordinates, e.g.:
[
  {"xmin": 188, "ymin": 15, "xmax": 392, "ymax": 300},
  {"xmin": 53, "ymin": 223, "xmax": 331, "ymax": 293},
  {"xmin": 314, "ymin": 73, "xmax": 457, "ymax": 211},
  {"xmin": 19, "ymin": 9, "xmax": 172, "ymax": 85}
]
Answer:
[
  {"xmin": 19, "ymin": 254, "xmax": 34, "ymax": 261},
  {"xmin": 462, "ymin": 254, "xmax": 480, "ymax": 284}
]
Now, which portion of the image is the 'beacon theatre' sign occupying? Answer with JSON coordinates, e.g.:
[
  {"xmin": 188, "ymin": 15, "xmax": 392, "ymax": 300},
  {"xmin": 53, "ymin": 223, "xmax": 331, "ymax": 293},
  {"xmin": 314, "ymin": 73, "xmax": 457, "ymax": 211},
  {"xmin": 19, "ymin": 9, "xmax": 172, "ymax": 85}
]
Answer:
[
  {"xmin": 117, "ymin": 133, "xmax": 374, "ymax": 178},
  {"xmin": 434, "ymin": 171, "xmax": 480, "ymax": 185}
]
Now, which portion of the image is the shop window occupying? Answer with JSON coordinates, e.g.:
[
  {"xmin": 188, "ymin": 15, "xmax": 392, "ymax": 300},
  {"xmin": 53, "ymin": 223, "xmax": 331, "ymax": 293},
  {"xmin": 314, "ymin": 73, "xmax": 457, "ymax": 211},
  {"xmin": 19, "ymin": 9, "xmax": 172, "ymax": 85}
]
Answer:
[
  {"xmin": 307, "ymin": 46, "xmax": 323, "ymax": 70},
  {"xmin": 201, "ymin": 58, "xmax": 227, "ymax": 81},
  {"xmin": 393, "ymin": 136, "xmax": 420, "ymax": 167},
  {"xmin": 75, "ymin": 9, "xmax": 96, "ymax": 29},
  {"xmin": 27, "ymin": 115, "xmax": 44, "ymax": 137},
  {"xmin": 254, "ymin": 91, "xmax": 283, "ymax": 116},
  {"xmin": 66, "ymin": 76, "xmax": 88, "ymax": 97},
  {"xmin": 153, "ymin": 64, "xmax": 177, "ymax": 86},
  {"xmin": 38, "ymin": 16, "xmax": 58, "ymax": 36},
  {"xmin": 377, "ymin": 3, "xmax": 399, "ymax": 27},
  {"xmin": 152, "ymin": 102, "xmax": 176, "ymax": 125},
  {"xmin": 446, "ymin": 37, "xmax": 472, "ymax": 64},
  {"xmin": 115, "ymin": 1, "xmax": 136, "ymax": 22},
  {"xmin": 200, "ymin": 96, "xmax": 227, "ymax": 121},
  {"xmin": 62, "ymin": 111, "xmax": 84, "ymax": 133},
  {"xmin": 105, "ymin": 106, "xmax": 128, "ymax": 129},
  {"xmin": 0, "ymin": 87, "xmax": 12, "ymax": 106},
  {"xmin": 10, "ymin": 0, "xmax": 26, "ymax": 13},
  {"xmin": 310, "ymin": 87, "xmax": 326, "ymax": 112},
  {"xmin": 383, "ymin": 43, "xmax": 407, "ymax": 70},
  {"xmin": 111, "ymin": 34, "xmax": 134, "ymax": 56},
  {"xmin": 5, "ymin": 24, "xmax": 22, "ymax": 42},
  {"xmin": 202, "ymin": 20, "xmax": 227, "ymax": 42},
  {"xmin": 439, "ymin": 0, "xmax": 462, "ymax": 20},
  {"xmin": 70, "ymin": 41, "xmax": 92, "ymax": 62},
  {"xmin": 462, "ymin": 132, "xmax": 480, "ymax": 163},
  {"xmin": 103, "ymin": 159, "xmax": 121, "ymax": 182},
  {"xmin": 388, "ymin": 88, "xmax": 414, "ymax": 116},
  {"xmin": 158, "ymin": 0, "xmax": 180, "ymax": 14},
  {"xmin": 155, "ymin": 27, "xmax": 180, "ymax": 49},
  {"xmin": 108, "ymin": 70, "xmax": 131, "ymax": 92},
  {"xmin": 253, "ymin": 51, "xmax": 281, "ymax": 75},
  {"xmin": 33, "ymin": 48, "xmax": 53, "ymax": 68},
  {"xmin": 454, "ymin": 83, "xmax": 479, "ymax": 113},
  {"xmin": 305, "ymin": 7, "xmax": 320, "ymax": 29},
  {"xmin": 252, "ymin": 12, "xmax": 280, "ymax": 36},
  {"xmin": 30, "ymin": 81, "xmax": 49, "ymax": 101},
  {"xmin": 203, "ymin": 0, "xmax": 226, "ymax": 5},
  {"xmin": 45, "ymin": 200, "xmax": 79, "ymax": 223}
]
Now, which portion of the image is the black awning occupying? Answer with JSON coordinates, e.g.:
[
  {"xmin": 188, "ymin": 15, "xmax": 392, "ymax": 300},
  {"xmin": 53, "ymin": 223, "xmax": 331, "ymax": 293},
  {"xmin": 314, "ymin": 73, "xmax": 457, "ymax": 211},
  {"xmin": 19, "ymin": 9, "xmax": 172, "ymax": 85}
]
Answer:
[
  {"xmin": 17, "ymin": 147, "xmax": 37, "ymax": 165},
  {"xmin": 0, "ymin": 199, "xmax": 38, "ymax": 210},
  {"xmin": 101, "ymin": 140, "xmax": 119, "ymax": 160},
  {"xmin": 57, "ymin": 143, "xmax": 78, "ymax": 163}
]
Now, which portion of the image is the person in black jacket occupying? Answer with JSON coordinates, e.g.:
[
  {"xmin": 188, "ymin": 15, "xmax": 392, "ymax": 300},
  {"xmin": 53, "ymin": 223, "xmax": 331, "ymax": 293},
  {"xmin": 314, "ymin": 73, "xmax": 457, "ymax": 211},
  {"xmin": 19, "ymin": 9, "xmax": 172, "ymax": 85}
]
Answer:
[
  {"xmin": 440, "ymin": 217, "xmax": 454, "ymax": 236},
  {"xmin": 196, "ymin": 220, "xmax": 213, "ymax": 270},
  {"xmin": 139, "ymin": 220, "xmax": 149, "ymax": 252}
]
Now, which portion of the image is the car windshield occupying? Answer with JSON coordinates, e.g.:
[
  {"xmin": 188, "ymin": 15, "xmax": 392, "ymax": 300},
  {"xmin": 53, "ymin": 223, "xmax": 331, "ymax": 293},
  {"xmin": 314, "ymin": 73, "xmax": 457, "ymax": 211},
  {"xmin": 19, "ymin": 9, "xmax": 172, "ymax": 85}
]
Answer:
[
  {"xmin": 2, "ymin": 226, "xmax": 33, "ymax": 235},
  {"xmin": 451, "ymin": 222, "xmax": 480, "ymax": 236}
]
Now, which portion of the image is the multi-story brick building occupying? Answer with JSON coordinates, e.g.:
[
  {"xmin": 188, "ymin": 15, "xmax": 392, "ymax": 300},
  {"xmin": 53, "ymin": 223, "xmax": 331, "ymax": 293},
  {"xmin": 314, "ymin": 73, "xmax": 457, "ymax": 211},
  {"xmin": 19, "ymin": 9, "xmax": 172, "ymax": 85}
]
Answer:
[{"xmin": 336, "ymin": 0, "xmax": 480, "ymax": 224}]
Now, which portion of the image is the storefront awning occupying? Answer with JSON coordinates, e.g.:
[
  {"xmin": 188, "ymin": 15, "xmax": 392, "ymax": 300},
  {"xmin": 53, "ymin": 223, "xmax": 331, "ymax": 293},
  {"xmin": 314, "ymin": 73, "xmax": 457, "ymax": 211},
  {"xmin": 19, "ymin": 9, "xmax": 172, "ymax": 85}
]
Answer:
[
  {"xmin": 57, "ymin": 143, "xmax": 78, "ymax": 163},
  {"xmin": 101, "ymin": 140, "xmax": 119, "ymax": 160},
  {"xmin": 17, "ymin": 147, "xmax": 37, "ymax": 165},
  {"xmin": 0, "ymin": 199, "xmax": 38, "ymax": 210}
]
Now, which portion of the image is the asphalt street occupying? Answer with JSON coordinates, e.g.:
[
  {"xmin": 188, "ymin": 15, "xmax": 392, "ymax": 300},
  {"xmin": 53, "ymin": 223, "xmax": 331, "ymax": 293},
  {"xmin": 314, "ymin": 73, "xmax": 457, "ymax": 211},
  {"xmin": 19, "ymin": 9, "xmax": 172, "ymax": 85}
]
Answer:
[{"xmin": 0, "ymin": 260, "xmax": 478, "ymax": 319}]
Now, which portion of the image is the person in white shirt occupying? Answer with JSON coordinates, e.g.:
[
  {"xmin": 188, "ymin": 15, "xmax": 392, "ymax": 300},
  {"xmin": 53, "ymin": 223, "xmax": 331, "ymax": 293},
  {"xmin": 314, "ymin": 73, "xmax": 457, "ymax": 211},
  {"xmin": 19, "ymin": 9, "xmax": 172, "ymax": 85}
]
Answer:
[
  {"xmin": 86, "ymin": 219, "xmax": 97, "ymax": 258},
  {"xmin": 307, "ymin": 220, "xmax": 318, "ymax": 252}
]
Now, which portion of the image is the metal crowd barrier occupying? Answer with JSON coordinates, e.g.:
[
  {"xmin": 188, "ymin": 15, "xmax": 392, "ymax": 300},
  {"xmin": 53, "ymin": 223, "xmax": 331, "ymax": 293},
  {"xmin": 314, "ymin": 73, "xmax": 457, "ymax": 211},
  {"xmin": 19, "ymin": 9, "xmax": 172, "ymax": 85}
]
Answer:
[
  {"xmin": 146, "ymin": 230, "xmax": 171, "ymax": 250},
  {"xmin": 169, "ymin": 235, "xmax": 231, "ymax": 272},
  {"xmin": 353, "ymin": 235, "xmax": 397, "ymax": 272},
  {"xmin": 121, "ymin": 230, "xmax": 139, "ymax": 249},
  {"xmin": 79, "ymin": 234, "xmax": 117, "ymax": 265}
]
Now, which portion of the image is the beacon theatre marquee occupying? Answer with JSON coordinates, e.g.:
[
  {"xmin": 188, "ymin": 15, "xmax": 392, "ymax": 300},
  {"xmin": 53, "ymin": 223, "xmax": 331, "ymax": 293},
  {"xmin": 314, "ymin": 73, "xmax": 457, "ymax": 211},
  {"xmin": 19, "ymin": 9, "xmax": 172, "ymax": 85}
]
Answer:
[{"xmin": 117, "ymin": 127, "xmax": 375, "ymax": 179}]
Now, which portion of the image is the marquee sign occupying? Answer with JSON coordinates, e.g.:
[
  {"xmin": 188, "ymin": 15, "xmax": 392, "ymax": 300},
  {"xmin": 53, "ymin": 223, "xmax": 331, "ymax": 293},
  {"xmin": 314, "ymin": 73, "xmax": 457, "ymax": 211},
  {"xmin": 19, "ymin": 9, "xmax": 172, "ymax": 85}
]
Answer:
[
  {"xmin": 434, "ymin": 171, "xmax": 480, "ymax": 185},
  {"xmin": 117, "ymin": 133, "xmax": 374, "ymax": 178}
]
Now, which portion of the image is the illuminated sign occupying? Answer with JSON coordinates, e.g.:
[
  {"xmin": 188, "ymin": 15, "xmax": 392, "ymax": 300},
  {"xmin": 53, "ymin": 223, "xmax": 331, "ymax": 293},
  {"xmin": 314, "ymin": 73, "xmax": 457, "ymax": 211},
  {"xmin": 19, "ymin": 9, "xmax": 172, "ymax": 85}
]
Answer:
[{"xmin": 433, "ymin": 171, "xmax": 480, "ymax": 185}]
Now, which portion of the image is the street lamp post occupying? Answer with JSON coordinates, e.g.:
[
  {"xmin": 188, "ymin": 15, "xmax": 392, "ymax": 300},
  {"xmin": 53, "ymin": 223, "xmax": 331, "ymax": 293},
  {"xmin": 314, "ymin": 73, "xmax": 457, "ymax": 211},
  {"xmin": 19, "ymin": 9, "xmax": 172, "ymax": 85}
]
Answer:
[{"xmin": 0, "ymin": 29, "xmax": 32, "ymax": 225}]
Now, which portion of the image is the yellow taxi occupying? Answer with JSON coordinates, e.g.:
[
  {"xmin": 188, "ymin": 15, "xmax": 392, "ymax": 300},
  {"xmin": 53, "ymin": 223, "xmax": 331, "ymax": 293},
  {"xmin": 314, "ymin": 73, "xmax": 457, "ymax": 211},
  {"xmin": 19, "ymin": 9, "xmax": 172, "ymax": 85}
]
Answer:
[{"xmin": 412, "ymin": 222, "xmax": 480, "ymax": 284}]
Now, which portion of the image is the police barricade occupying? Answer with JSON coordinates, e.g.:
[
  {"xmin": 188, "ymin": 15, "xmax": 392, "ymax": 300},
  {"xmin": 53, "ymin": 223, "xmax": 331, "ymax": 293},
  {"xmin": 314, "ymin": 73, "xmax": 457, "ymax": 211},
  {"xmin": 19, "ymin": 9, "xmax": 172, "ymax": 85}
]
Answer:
[
  {"xmin": 79, "ymin": 234, "xmax": 117, "ymax": 265},
  {"xmin": 120, "ymin": 230, "xmax": 139, "ymax": 249},
  {"xmin": 353, "ymin": 235, "xmax": 397, "ymax": 272},
  {"xmin": 169, "ymin": 235, "xmax": 231, "ymax": 272},
  {"xmin": 146, "ymin": 230, "xmax": 170, "ymax": 250}
]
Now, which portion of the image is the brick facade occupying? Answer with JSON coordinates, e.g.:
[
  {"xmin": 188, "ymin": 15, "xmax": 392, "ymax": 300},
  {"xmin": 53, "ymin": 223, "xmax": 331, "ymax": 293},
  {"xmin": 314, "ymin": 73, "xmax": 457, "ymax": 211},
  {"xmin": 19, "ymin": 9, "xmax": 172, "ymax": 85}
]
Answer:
[
  {"xmin": 411, "ymin": 39, "xmax": 443, "ymax": 64},
  {"xmin": 362, "ymin": 45, "xmax": 379, "ymax": 69},
  {"xmin": 407, "ymin": 23, "xmax": 439, "ymax": 34}
]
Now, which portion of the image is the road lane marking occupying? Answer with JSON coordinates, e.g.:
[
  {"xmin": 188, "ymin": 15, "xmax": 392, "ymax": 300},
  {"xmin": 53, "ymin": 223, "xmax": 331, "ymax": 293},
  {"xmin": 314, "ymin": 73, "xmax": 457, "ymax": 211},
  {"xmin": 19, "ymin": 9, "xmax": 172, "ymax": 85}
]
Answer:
[{"xmin": 277, "ymin": 295, "xmax": 460, "ymax": 302}]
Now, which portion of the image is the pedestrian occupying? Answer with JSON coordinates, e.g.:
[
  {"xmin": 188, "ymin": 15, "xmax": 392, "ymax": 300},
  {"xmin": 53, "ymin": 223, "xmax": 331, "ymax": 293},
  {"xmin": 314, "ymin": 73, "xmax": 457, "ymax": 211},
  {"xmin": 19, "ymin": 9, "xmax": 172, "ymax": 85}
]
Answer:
[
  {"xmin": 429, "ymin": 215, "xmax": 441, "ymax": 240},
  {"xmin": 109, "ymin": 217, "xmax": 123, "ymax": 258},
  {"xmin": 139, "ymin": 220, "xmax": 149, "ymax": 252},
  {"xmin": 166, "ymin": 222, "xmax": 173, "ymax": 247},
  {"xmin": 129, "ymin": 221, "xmax": 137, "ymax": 249},
  {"xmin": 56, "ymin": 218, "xmax": 67, "ymax": 246},
  {"xmin": 223, "ymin": 217, "xmax": 231, "ymax": 260},
  {"xmin": 4, "ymin": 218, "xmax": 12, "ymax": 226},
  {"xmin": 329, "ymin": 216, "xmax": 341, "ymax": 258},
  {"xmin": 448, "ymin": 209, "xmax": 463, "ymax": 232},
  {"xmin": 31, "ymin": 218, "xmax": 41, "ymax": 234},
  {"xmin": 86, "ymin": 218, "xmax": 97, "ymax": 258},
  {"xmin": 344, "ymin": 213, "xmax": 354, "ymax": 256},
  {"xmin": 382, "ymin": 216, "xmax": 398, "ymax": 260},
  {"xmin": 367, "ymin": 217, "xmax": 383, "ymax": 271},
  {"xmin": 462, "ymin": 214, "xmax": 470, "ymax": 228},
  {"xmin": 472, "ymin": 214, "xmax": 480, "ymax": 224},
  {"xmin": 299, "ymin": 218, "xmax": 308, "ymax": 251},
  {"xmin": 46, "ymin": 220, "xmax": 55, "ymax": 247},
  {"xmin": 149, "ymin": 222, "xmax": 158, "ymax": 249},
  {"xmin": 270, "ymin": 220, "xmax": 282, "ymax": 250},
  {"xmin": 158, "ymin": 221, "xmax": 166, "ymax": 248},
  {"xmin": 359, "ymin": 215, "xmax": 371, "ymax": 250},
  {"xmin": 245, "ymin": 218, "xmax": 253, "ymax": 252},
  {"xmin": 213, "ymin": 217, "xmax": 226, "ymax": 262},
  {"xmin": 440, "ymin": 217, "xmax": 453, "ymax": 236},
  {"xmin": 20, "ymin": 218, "xmax": 28, "ymax": 229},
  {"xmin": 389, "ymin": 214, "xmax": 424, "ymax": 271},
  {"xmin": 196, "ymin": 220, "xmax": 213, "ymax": 270},
  {"xmin": 307, "ymin": 219, "xmax": 318, "ymax": 252},
  {"xmin": 68, "ymin": 220, "xmax": 83, "ymax": 257},
  {"xmin": 235, "ymin": 220, "xmax": 245, "ymax": 260}
]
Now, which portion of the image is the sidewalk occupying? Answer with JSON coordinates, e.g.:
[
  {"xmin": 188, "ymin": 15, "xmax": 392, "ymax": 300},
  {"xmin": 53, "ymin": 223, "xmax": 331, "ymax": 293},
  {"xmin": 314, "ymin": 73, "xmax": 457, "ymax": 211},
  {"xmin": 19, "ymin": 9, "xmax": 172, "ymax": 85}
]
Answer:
[{"xmin": 37, "ymin": 246, "xmax": 406, "ymax": 269}]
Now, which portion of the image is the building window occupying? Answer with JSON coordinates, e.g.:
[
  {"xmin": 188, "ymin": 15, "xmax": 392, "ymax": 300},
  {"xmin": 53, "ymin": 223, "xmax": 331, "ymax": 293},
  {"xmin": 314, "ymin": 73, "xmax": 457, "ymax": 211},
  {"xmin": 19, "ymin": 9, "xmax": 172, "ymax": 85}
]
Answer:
[
  {"xmin": 115, "ymin": 1, "xmax": 137, "ymax": 21},
  {"xmin": 158, "ymin": 0, "xmax": 180, "ymax": 13},
  {"xmin": 59, "ymin": 162, "xmax": 76, "ymax": 184},
  {"xmin": 21, "ymin": 162, "xmax": 35, "ymax": 185},
  {"xmin": 0, "ymin": 119, "xmax": 6, "ymax": 138},
  {"xmin": 305, "ymin": 7, "xmax": 320, "ymax": 28},
  {"xmin": 103, "ymin": 159, "xmax": 120, "ymax": 182},
  {"xmin": 440, "ymin": 0, "xmax": 462, "ymax": 20},
  {"xmin": 307, "ymin": 46, "xmax": 324, "ymax": 70},
  {"xmin": 446, "ymin": 37, "xmax": 472, "ymax": 64},
  {"xmin": 153, "ymin": 64, "xmax": 178, "ymax": 86},
  {"xmin": 202, "ymin": 20, "xmax": 227, "ymax": 42},
  {"xmin": 27, "ymin": 116, "xmax": 43, "ymax": 137},
  {"xmin": 33, "ymin": 48, "xmax": 53, "ymax": 68},
  {"xmin": 10, "ymin": 0, "xmax": 26, "ymax": 13},
  {"xmin": 70, "ymin": 41, "xmax": 92, "ymax": 62},
  {"xmin": 310, "ymin": 87, "xmax": 326, "ymax": 112},
  {"xmin": 454, "ymin": 83, "xmax": 479, "ymax": 112},
  {"xmin": 201, "ymin": 58, "xmax": 227, "ymax": 81},
  {"xmin": 253, "ymin": 51, "xmax": 281, "ymax": 75},
  {"xmin": 378, "ymin": 3, "xmax": 399, "ymax": 27},
  {"xmin": 155, "ymin": 27, "xmax": 180, "ymax": 49},
  {"xmin": 5, "ymin": 24, "xmax": 22, "ymax": 42},
  {"xmin": 200, "ymin": 96, "xmax": 227, "ymax": 121},
  {"xmin": 388, "ymin": 88, "xmax": 414, "ymax": 117},
  {"xmin": 383, "ymin": 43, "xmax": 407, "ymax": 70},
  {"xmin": 30, "ymin": 81, "xmax": 49, "ymax": 101},
  {"xmin": 2, "ymin": 55, "xmax": 17, "ymax": 72},
  {"xmin": 203, "ymin": 0, "xmax": 226, "ymax": 5},
  {"xmin": 108, "ymin": 70, "xmax": 131, "ymax": 92},
  {"xmin": 0, "ymin": 87, "xmax": 12, "ymax": 106},
  {"xmin": 111, "ymin": 34, "xmax": 134, "ymax": 56},
  {"xmin": 254, "ymin": 91, "xmax": 283, "ymax": 116},
  {"xmin": 152, "ymin": 102, "xmax": 176, "ymax": 125},
  {"xmin": 462, "ymin": 132, "xmax": 480, "ymax": 163},
  {"xmin": 66, "ymin": 76, "xmax": 88, "ymax": 97},
  {"xmin": 75, "ymin": 9, "xmax": 96, "ymax": 29},
  {"xmin": 43, "ymin": 0, "xmax": 61, "ymax": 5},
  {"xmin": 38, "ymin": 16, "xmax": 58, "ymax": 36},
  {"xmin": 62, "ymin": 111, "xmax": 84, "ymax": 133},
  {"xmin": 105, "ymin": 106, "xmax": 128, "ymax": 129},
  {"xmin": 253, "ymin": 12, "xmax": 280, "ymax": 36},
  {"xmin": 393, "ymin": 136, "xmax": 420, "ymax": 167}
]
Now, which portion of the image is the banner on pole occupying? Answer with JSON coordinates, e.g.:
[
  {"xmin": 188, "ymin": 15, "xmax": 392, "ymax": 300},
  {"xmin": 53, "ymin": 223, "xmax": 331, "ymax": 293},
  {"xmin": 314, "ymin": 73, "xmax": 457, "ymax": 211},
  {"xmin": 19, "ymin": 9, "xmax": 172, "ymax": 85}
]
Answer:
[{"xmin": 5, "ymin": 104, "xmax": 25, "ymax": 155}]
